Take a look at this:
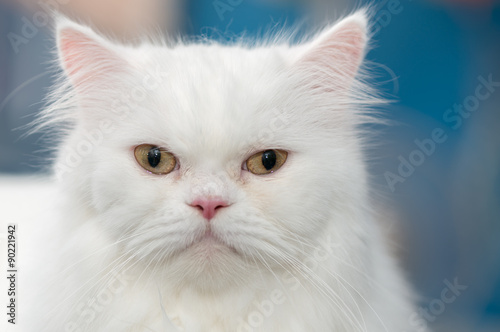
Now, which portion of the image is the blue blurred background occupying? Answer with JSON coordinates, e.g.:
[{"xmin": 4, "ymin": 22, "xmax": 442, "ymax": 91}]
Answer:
[{"xmin": 1, "ymin": 0, "xmax": 499, "ymax": 330}]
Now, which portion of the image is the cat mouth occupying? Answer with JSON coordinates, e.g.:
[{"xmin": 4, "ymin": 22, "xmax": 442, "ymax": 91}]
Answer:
[
  {"xmin": 196, "ymin": 228, "xmax": 224, "ymax": 245},
  {"xmin": 189, "ymin": 227, "xmax": 238, "ymax": 254}
]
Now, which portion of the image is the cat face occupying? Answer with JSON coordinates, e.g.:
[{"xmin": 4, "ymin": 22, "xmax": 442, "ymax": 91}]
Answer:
[{"xmin": 53, "ymin": 13, "xmax": 371, "ymax": 290}]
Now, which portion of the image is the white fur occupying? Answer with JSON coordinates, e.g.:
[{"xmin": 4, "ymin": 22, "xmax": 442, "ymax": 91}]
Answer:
[{"xmin": 20, "ymin": 10, "xmax": 427, "ymax": 332}]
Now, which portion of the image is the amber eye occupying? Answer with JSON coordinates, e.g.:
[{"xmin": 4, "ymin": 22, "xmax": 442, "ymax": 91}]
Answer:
[
  {"xmin": 246, "ymin": 149, "xmax": 288, "ymax": 175},
  {"xmin": 134, "ymin": 144, "xmax": 177, "ymax": 175}
]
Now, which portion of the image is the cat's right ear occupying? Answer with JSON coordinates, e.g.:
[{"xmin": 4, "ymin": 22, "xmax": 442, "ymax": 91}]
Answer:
[
  {"xmin": 56, "ymin": 18, "xmax": 127, "ymax": 88},
  {"xmin": 291, "ymin": 10, "xmax": 369, "ymax": 91}
]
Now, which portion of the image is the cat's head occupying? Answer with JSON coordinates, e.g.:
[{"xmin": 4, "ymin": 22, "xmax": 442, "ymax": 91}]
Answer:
[{"xmin": 50, "ymin": 11, "xmax": 377, "ymax": 291}]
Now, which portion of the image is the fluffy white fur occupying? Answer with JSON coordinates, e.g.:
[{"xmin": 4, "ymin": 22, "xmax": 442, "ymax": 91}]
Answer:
[{"xmin": 20, "ymin": 10, "xmax": 427, "ymax": 332}]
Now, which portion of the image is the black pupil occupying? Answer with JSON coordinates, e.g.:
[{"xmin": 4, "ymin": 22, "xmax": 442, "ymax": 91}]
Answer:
[
  {"xmin": 261, "ymin": 150, "xmax": 277, "ymax": 171},
  {"xmin": 148, "ymin": 147, "xmax": 162, "ymax": 168}
]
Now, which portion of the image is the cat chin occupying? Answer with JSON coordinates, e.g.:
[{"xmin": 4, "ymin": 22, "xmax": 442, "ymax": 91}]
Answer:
[{"xmin": 159, "ymin": 241, "xmax": 256, "ymax": 292}]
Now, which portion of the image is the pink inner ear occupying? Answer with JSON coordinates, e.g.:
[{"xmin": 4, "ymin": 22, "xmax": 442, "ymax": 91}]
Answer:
[
  {"xmin": 58, "ymin": 27, "xmax": 124, "ymax": 86},
  {"xmin": 325, "ymin": 22, "xmax": 366, "ymax": 73},
  {"xmin": 298, "ymin": 17, "xmax": 367, "ymax": 86},
  {"xmin": 59, "ymin": 30, "xmax": 92, "ymax": 78}
]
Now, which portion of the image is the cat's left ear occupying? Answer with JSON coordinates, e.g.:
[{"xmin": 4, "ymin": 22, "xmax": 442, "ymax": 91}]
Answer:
[
  {"xmin": 56, "ymin": 18, "xmax": 127, "ymax": 88},
  {"xmin": 293, "ymin": 10, "xmax": 368, "ymax": 87}
]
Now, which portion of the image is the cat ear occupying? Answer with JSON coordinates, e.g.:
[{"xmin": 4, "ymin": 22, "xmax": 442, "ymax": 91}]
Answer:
[
  {"xmin": 293, "ymin": 11, "xmax": 368, "ymax": 89},
  {"xmin": 56, "ymin": 19, "xmax": 127, "ymax": 87}
]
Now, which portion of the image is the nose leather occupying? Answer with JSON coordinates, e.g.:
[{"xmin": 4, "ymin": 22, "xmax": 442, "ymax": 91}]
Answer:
[{"xmin": 189, "ymin": 198, "xmax": 229, "ymax": 220}]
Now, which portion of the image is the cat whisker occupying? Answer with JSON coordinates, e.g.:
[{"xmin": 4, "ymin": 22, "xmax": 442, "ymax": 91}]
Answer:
[{"xmin": 260, "ymin": 242, "xmax": 367, "ymax": 331}]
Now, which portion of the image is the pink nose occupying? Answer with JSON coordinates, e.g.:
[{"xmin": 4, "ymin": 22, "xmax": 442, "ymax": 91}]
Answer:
[{"xmin": 189, "ymin": 198, "xmax": 229, "ymax": 220}]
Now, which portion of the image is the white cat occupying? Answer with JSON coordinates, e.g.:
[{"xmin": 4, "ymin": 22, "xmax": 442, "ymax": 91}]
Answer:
[{"xmin": 18, "ymin": 9, "xmax": 428, "ymax": 332}]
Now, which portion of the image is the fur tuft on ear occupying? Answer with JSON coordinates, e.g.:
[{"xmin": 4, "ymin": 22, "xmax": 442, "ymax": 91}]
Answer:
[
  {"xmin": 56, "ymin": 18, "xmax": 127, "ymax": 87},
  {"xmin": 294, "ymin": 10, "xmax": 369, "ymax": 87}
]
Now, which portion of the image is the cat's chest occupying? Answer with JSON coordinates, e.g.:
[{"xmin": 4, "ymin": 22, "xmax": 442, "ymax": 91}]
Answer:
[{"xmin": 106, "ymin": 282, "xmax": 317, "ymax": 332}]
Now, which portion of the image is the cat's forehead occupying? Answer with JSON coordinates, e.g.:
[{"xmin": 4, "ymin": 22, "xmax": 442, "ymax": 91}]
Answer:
[
  {"xmin": 130, "ymin": 44, "xmax": 291, "ymax": 158},
  {"xmin": 153, "ymin": 44, "xmax": 288, "ymax": 107}
]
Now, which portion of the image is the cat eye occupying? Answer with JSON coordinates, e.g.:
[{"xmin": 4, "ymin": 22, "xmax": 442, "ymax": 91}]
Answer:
[
  {"xmin": 134, "ymin": 144, "xmax": 177, "ymax": 175},
  {"xmin": 245, "ymin": 149, "xmax": 288, "ymax": 175}
]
